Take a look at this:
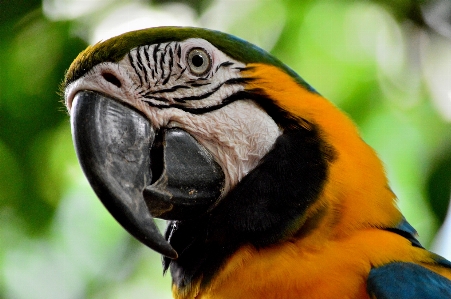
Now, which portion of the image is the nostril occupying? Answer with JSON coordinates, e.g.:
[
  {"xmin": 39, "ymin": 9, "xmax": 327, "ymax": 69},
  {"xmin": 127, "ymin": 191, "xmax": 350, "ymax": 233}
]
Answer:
[{"xmin": 102, "ymin": 72, "xmax": 122, "ymax": 88}]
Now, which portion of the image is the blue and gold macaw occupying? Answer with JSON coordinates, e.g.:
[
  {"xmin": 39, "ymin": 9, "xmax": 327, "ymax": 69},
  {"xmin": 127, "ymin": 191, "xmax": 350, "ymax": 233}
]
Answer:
[{"xmin": 63, "ymin": 27, "xmax": 451, "ymax": 298}]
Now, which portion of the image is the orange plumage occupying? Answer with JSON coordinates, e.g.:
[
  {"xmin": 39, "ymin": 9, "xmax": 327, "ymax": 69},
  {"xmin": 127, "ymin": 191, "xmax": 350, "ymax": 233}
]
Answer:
[{"xmin": 172, "ymin": 63, "xmax": 451, "ymax": 299}]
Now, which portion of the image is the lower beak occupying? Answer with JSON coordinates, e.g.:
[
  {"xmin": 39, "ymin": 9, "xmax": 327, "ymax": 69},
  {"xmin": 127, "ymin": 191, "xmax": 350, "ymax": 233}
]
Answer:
[{"xmin": 70, "ymin": 91, "xmax": 224, "ymax": 259}]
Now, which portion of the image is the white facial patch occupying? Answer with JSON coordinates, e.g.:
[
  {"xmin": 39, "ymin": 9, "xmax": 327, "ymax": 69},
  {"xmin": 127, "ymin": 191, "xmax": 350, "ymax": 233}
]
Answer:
[{"xmin": 142, "ymin": 100, "xmax": 282, "ymax": 195}]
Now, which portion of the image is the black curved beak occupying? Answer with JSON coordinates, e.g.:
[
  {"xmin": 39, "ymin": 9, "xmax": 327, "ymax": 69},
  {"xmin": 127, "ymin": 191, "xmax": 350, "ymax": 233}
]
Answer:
[{"xmin": 70, "ymin": 91, "xmax": 224, "ymax": 259}]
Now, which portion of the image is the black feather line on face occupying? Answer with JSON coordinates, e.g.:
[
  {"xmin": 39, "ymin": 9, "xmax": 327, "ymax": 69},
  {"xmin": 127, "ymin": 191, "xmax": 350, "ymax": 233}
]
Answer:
[
  {"xmin": 190, "ymin": 82, "xmax": 210, "ymax": 87},
  {"xmin": 128, "ymin": 52, "xmax": 144, "ymax": 87},
  {"xmin": 159, "ymin": 51, "xmax": 166, "ymax": 83},
  {"xmin": 145, "ymin": 85, "xmax": 191, "ymax": 95},
  {"xmin": 141, "ymin": 46, "xmax": 152, "ymax": 85},
  {"xmin": 162, "ymin": 47, "xmax": 174, "ymax": 85},
  {"xmin": 153, "ymin": 44, "xmax": 160, "ymax": 74},
  {"xmin": 144, "ymin": 45, "xmax": 152, "ymax": 72},
  {"xmin": 172, "ymin": 83, "xmax": 223, "ymax": 103},
  {"xmin": 136, "ymin": 47, "xmax": 145, "ymax": 73},
  {"xmin": 175, "ymin": 67, "xmax": 186, "ymax": 81},
  {"xmin": 215, "ymin": 61, "xmax": 234, "ymax": 72},
  {"xmin": 176, "ymin": 43, "xmax": 182, "ymax": 59},
  {"xmin": 163, "ymin": 90, "xmax": 336, "ymax": 291}
]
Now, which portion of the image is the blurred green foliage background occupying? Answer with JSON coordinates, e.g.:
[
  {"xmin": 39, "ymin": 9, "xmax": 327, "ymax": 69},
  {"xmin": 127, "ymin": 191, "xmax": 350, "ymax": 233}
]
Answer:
[{"xmin": 1, "ymin": 0, "xmax": 451, "ymax": 298}]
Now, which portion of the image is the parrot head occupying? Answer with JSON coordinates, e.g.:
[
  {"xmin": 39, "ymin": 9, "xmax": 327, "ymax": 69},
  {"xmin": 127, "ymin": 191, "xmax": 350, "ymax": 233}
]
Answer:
[{"xmin": 63, "ymin": 27, "xmax": 401, "ymax": 290}]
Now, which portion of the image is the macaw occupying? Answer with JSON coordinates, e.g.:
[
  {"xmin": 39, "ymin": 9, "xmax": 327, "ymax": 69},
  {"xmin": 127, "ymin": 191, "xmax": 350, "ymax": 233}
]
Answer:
[{"xmin": 63, "ymin": 27, "xmax": 451, "ymax": 299}]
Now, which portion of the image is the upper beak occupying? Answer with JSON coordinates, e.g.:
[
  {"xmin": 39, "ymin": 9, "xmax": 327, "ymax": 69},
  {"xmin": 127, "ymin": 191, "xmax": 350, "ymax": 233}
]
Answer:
[{"xmin": 70, "ymin": 91, "xmax": 225, "ymax": 259}]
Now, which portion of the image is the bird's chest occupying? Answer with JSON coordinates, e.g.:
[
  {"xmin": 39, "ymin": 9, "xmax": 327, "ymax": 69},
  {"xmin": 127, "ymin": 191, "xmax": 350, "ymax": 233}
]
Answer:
[{"xmin": 174, "ymin": 243, "xmax": 373, "ymax": 299}]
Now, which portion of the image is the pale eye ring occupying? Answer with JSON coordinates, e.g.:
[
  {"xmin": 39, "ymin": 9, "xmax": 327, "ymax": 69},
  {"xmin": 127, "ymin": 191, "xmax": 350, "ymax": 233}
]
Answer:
[{"xmin": 186, "ymin": 48, "xmax": 211, "ymax": 76}]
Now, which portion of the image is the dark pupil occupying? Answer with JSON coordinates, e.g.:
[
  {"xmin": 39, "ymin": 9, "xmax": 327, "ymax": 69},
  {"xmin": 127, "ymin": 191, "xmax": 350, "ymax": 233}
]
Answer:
[{"xmin": 192, "ymin": 54, "xmax": 204, "ymax": 67}]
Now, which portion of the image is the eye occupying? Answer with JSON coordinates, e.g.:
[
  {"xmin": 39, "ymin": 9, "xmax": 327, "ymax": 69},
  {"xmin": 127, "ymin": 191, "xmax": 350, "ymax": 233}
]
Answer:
[{"xmin": 187, "ymin": 48, "xmax": 211, "ymax": 76}]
